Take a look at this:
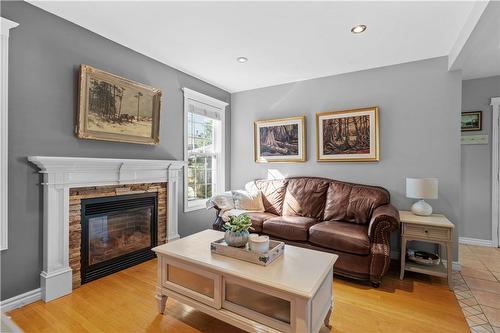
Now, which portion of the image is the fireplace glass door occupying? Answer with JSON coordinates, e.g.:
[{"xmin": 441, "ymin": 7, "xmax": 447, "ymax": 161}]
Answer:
[{"xmin": 81, "ymin": 192, "xmax": 158, "ymax": 283}]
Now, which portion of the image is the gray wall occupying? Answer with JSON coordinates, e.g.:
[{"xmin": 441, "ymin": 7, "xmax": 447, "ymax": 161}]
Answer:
[
  {"xmin": 1, "ymin": 1, "xmax": 230, "ymax": 300},
  {"xmin": 461, "ymin": 76, "xmax": 500, "ymax": 240},
  {"xmin": 231, "ymin": 57, "xmax": 462, "ymax": 260}
]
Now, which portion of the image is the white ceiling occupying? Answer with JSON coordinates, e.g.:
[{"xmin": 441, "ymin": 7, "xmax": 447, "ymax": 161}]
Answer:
[{"xmin": 29, "ymin": 1, "xmax": 478, "ymax": 92}]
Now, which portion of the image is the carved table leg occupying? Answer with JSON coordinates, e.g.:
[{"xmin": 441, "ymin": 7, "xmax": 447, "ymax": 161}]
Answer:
[
  {"xmin": 324, "ymin": 306, "xmax": 332, "ymax": 329},
  {"xmin": 156, "ymin": 294, "xmax": 168, "ymax": 314}
]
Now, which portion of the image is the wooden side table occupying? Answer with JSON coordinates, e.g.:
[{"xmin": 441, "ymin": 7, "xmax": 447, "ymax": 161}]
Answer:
[{"xmin": 399, "ymin": 210, "xmax": 455, "ymax": 290}]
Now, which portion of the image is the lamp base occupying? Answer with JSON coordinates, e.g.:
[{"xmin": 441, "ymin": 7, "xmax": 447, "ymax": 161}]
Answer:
[{"xmin": 411, "ymin": 200, "xmax": 433, "ymax": 216}]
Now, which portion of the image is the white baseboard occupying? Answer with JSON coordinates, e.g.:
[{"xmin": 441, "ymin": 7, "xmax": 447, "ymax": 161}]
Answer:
[
  {"xmin": 0, "ymin": 288, "xmax": 41, "ymax": 312},
  {"xmin": 459, "ymin": 237, "xmax": 493, "ymax": 247}
]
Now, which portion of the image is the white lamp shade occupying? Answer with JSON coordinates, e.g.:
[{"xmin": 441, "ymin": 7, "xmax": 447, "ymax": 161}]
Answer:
[{"xmin": 406, "ymin": 178, "xmax": 438, "ymax": 199}]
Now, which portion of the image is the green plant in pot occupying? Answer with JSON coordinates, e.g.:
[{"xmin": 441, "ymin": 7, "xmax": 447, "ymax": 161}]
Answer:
[{"xmin": 223, "ymin": 214, "xmax": 253, "ymax": 247}]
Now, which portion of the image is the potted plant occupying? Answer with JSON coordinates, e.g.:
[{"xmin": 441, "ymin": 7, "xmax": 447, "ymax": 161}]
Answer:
[{"xmin": 223, "ymin": 214, "xmax": 253, "ymax": 247}]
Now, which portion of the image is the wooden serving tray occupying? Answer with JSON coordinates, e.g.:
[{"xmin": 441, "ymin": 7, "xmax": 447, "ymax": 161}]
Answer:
[{"xmin": 210, "ymin": 238, "xmax": 285, "ymax": 266}]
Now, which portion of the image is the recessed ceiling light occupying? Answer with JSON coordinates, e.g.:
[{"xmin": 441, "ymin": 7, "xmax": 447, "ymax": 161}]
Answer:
[
  {"xmin": 351, "ymin": 25, "xmax": 367, "ymax": 34},
  {"xmin": 237, "ymin": 57, "xmax": 248, "ymax": 63}
]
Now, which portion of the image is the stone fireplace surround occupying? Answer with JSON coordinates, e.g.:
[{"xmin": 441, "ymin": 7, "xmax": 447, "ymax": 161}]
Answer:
[
  {"xmin": 28, "ymin": 156, "xmax": 184, "ymax": 302},
  {"xmin": 69, "ymin": 183, "xmax": 167, "ymax": 288}
]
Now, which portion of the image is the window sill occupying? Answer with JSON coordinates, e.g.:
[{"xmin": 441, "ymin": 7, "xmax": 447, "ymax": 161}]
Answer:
[{"xmin": 184, "ymin": 203, "xmax": 207, "ymax": 213}]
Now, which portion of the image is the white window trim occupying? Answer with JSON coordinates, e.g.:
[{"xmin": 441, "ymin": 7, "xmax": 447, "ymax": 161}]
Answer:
[
  {"xmin": 491, "ymin": 97, "xmax": 500, "ymax": 248},
  {"xmin": 182, "ymin": 88, "xmax": 228, "ymax": 213},
  {"xmin": 1, "ymin": 18, "xmax": 19, "ymax": 251}
]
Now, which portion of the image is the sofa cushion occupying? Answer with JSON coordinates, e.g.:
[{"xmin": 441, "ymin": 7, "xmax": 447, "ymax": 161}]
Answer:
[
  {"xmin": 255, "ymin": 179, "xmax": 288, "ymax": 215},
  {"xmin": 309, "ymin": 221, "xmax": 370, "ymax": 255},
  {"xmin": 246, "ymin": 211, "xmax": 278, "ymax": 233},
  {"xmin": 263, "ymin": 216, "xmax": 318, "ymax": 241},
  {"xmin": 282, "ymin": 178, "xmax": 330, "ymax": 218},
  {"xmin": 232, "ymin": 190, "xmax": 265, "ymax": 212},
  {"xmin": 324, "ymin": 181, "xmax": 390, "ymax": 224}
]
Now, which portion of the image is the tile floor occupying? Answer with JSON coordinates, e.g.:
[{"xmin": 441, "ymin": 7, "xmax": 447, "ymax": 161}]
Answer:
[{"xmin": 454, "ymin": 244, "xmax": 500, "ymax": 333}]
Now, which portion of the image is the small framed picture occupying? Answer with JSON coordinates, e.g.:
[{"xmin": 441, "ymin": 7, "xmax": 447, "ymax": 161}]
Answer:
[
  {"xmin": 461, "ymin": 111, "xmax": 482, "ymax": 132},
  {"xmin": 254, "ymin": 116, "xmax": 306, "ymax": 163},
  {"xmin": 316, "ymin": 107, "xmax": 379, "ymax": 162}
]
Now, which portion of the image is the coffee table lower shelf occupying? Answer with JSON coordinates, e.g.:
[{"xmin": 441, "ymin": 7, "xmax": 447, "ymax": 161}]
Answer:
[{"xmin": 159, "ymin": 288, "xmax": 284, "ymax": 333}]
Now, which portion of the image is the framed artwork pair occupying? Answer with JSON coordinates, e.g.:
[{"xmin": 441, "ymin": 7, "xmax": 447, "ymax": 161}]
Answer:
[{"xmin": 254, "ymin": 107, "xmax": 379, "ymax": 163}]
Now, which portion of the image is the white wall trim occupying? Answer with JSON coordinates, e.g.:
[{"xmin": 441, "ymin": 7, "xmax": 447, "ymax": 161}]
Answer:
[
  {"xmin": 182, "ymin": 88, "xmax": 227, "ymax": 213},
  {"xmin": 0, "ymin": 17, "xmax": 19, "ymax": 251},
  {"xmin": 0, "ymin": 288, "xmax": 41, "ymax": 312},
  {"xmin": 491, "ymin": 97, "xmax": 500, "ymax": 248},
  {"xmin": 459, "ymin": 237, "xmax": 494, "ymax": 247},
  {"xmin": 27, "ymin": 156, "xmax": 184, "ymax": 302}
]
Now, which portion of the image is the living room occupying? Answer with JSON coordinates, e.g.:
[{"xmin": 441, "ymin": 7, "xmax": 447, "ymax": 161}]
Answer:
[{"xmin": 1, "ymin": 1, "xmax": 499, "ymax": 333}]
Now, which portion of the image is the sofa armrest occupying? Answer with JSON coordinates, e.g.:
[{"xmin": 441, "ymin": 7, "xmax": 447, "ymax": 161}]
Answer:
[
  {"xmin": 368, "ymin": 204, "xmax": 400, "ymax": 285},
  {"xmin": 368, "ymin": 204, "xmax": 400, "ymax": 240}
]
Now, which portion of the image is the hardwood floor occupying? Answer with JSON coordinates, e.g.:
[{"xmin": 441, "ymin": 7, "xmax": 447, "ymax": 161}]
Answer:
[{"xmin": 8, "ymin": 259, "xmax": 468, "ymax": 333}]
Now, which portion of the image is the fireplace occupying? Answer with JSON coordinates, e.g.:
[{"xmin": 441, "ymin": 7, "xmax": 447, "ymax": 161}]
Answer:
[
  {"xmin": 81, "ymin": 192, "xmax": 158, "ymax": 283},
  {"xmin": 28, "ymin": 156, "xmax": 184, "ymax": 302}
]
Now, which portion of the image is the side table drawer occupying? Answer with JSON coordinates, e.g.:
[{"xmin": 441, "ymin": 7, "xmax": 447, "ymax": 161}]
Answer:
[{"xmin": 404, "ymin": 224, "xmax": 451, "ymax": 241}]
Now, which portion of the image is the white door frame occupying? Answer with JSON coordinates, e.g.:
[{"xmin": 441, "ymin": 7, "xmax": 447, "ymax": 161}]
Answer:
[{"xmin": 491, "ymin": 97, "xmax": 500, "ymax": 248}]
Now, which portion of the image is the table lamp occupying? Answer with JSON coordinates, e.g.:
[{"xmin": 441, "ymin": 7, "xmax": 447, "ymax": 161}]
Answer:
[{"xmin": 406, "ymin": 178, "xmax": 438, "ymax": 216}]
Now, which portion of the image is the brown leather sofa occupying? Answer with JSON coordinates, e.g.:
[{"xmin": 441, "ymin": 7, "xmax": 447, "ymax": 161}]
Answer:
[{"xmin": 212, "ymin": 177, "xmax": 400, "ymax": 287}]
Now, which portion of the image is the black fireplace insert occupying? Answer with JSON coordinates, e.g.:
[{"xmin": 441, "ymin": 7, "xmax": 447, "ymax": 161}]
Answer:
[{"xmin": 81, "ymin": 192, "xmax": 158, "ymax": 284}]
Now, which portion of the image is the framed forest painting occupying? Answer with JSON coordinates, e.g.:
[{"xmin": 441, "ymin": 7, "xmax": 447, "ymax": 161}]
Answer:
[
  {"xmin": 254, "ymin": 116, "xmax": 306, "ymax": 163},
  {"xmin": 316, "ymin": 107, "xmax": 379, "ymax": 162},
  {"xmin": 76, "ymin": 65, "xmax": 162, "ymax": 145}
]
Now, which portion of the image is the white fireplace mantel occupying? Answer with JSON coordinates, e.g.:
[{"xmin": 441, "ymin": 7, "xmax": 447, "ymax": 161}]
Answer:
[{"xmin": 27, "ymin": 156, "xmax": 185, "ymax": 302}]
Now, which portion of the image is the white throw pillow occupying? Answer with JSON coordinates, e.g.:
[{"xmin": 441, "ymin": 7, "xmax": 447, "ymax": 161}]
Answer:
[
  {"xmin": 232, "ymin": 190, "xmax": 265, "ymax": 212},
  {"xmin": 211, "ymin": 191, "xmax": 235, "ymax": 211}
]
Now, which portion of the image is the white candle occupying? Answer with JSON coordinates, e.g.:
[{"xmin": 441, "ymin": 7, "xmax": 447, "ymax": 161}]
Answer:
[{"xmin": 249, "ymin": 235, "xmax": 269, "ymax": 253}]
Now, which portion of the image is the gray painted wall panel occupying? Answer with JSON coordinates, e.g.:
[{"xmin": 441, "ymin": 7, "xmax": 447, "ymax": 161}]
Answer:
[
  {"xmin": 461, "ymin": 76, "xmax": 500, "ymax": 240},
  {"xmin": 231, "ymin": 57, "xmax": 462, "ymax": 260},
  {"xmin": 1, "ymin": 1, "xmax": 230, "ymax": 300}
]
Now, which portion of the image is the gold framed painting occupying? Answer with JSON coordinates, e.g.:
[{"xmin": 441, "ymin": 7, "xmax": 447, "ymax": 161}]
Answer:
[
  {"xmin": 316, "ymin": 107, "xmax": 379, "ymax": 162},
  {"xmin": 77, "ymin": 64, "xmax": 162, "ymax": 145},
  {"xmin": 254, "ymin": 116, "xmax": 306, "ymax": 163}
]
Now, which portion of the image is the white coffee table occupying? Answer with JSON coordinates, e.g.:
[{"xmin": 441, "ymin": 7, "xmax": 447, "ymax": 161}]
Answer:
[{"xmin": 152, "ymin": 230, "xmax": 338, "ymax": 333}]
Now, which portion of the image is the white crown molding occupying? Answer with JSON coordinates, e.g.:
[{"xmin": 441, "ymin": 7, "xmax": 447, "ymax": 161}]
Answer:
[
  {"xmin": 459, "ymin": 237, "xmax": 494, "ymax": 247},
  {"xmin": 0, "ymin": 17, "xmax": 19, "ymax": 252},
  {"xmin": 0, "ymin": 288, "xmax": 41, "ymax": 312},
  {"xmin": 27, "ymin": 156, "xmax": 184, "ymax": 302}
]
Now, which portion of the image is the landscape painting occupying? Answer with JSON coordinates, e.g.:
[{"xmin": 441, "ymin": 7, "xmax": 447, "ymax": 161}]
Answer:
[
  {"xmin": 254, "ymin": 116, "xmax": 306, "ymax": 163},
  {"xmin": 77, "ymin": 65, "xmax": 162, "ymax": 145},
  {"xmin": 317, "ymin": 107, "xmax": 379, "ymax": 162},
  {"xmin": 461, "ymin": 111, "xmax": 482, "ymax": 131}
]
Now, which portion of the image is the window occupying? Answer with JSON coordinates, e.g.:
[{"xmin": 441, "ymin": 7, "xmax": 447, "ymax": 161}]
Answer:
[{"xmin": 183, "ymin": 88, "xmax": 227, "ymax": 212}]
